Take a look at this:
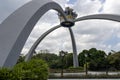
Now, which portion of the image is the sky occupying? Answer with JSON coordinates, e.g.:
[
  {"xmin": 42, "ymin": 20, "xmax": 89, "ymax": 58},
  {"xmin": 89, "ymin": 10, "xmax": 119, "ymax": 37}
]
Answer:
[{"xmin": 0, "ymin": 0, "xmax": 120, "ymax": 54}]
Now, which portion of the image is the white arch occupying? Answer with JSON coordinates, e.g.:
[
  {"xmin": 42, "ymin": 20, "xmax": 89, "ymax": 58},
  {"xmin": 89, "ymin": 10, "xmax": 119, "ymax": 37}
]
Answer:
[
  {"xmin": 0, "ymin": 0, "xmax": 66, "ymax": 67},
  {"xmin": 1, "ymin": 0, "xmax": 120, "ymax": 68},
  {"xmin": 75, "ymin": 14, "xmax": 120, "ymax": 22},
  {"xmin": 25, "ymin": 25, "xmax": 61, "ymax": 61},
  {"xmin": 25, "ymin": 14, "xmax": 120, "ymax": 68},
  {"xmin": 25, "ymin": 26, "xmax": 79, "ymax": 67}
]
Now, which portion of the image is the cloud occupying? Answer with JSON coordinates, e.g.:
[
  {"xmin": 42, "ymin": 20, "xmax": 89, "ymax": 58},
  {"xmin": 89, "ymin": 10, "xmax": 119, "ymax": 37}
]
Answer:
[
  {"xmin": 0, "ymin": 0, "xmax": 31, "ymax": 23},
  {"xmin": 103, "ymin": 0, "xmax": 120, "ymax": 14},
  {"xmin": 99, "ymin": 0, "xmax": 106, "ymax": 4},
  {"xmin": 67, "ymin": 0, "xmax": 77, "ymax": 4},
  {"xmin": 73, "ymin": 0, "xmax": 102, "ymax": 16}
]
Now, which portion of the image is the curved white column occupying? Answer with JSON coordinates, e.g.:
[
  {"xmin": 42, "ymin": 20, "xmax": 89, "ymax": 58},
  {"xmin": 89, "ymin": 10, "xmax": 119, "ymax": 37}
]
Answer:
[
  {"xmin": 74, "ymin": 14, "xmax": 120, "ymax": 67},
  {"xmin": 25, "ymin": 25, "xmax": 61, "ymax": 61},
  {"xmin": 0, "ymin": 0, "xmax": 66, "ymax": 67},
  {"xmin": 25, "ymin": 25, "xmax": 79, "ymax": 68},
  {"xmin": 75, "ymin": 14, "xmax": 120, "ymax": 22},
  {"xmin": 25, "ymin": 14, "xmax": 120, "ymax": 68},
  {"xmin": 68, "ymin": 28, "xmax": 79, "ymax": 67}
]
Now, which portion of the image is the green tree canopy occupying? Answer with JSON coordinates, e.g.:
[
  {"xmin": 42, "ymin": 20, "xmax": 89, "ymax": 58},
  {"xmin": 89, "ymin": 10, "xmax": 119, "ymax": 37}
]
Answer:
[
  {"xmin": 78, "ymin": 48, "xmax": 107, "ymax": 71},
  {"xmin": 108, "ymin": 52, "xmax": 120, "ymax": 70}
]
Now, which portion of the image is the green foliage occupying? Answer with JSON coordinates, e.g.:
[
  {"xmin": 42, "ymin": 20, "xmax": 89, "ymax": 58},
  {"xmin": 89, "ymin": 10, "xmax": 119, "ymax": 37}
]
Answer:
[
  {"xmin": 78, "ymin": 49, "xmax": 89, "ymax": 66},
  {"xmin": 0, "ymin": 59, "xmax": 48, "ymax": 80},
  {"xmin": 0, "ymin": 68, "xmax": 13, "ymax": 80},
  {"xmin": 14, "ymin": 59, "xmax": 48, "ymax": 80},
  {"xmin": 69, "ymin": 66, "xmax": 83, "ymax": 70},
  {"xmin": 108, "ymin": 52, "xmax": 120, "ymax": 70},
  {"xmin": 64, "ymin": 53, "xmax": 73, "ymax": 68},
  {"xmin": 31, "ymin": 48, "xmax": 120, "ymax": 71},
  {"xmin": 32, "ymin": 52, "xmax": 73, "ymax": 69},
  {"xmin": 17, "ymin": 55, "xmax": 25, "ymax": 64},
  {"xmin": 32, "ymin": 53, "xmax": 59, "ymax": 69},
  {"xmin": 78, "ymin": 48, "xmax": 107, "ymax": 71},
  {"xmin": 12, "ymin": 62, "xmax": 24, "ymax": 79}
]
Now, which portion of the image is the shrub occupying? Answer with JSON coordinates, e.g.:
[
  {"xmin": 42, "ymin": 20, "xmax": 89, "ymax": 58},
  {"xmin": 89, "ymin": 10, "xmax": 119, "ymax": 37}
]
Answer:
[
  {"xmin": 0, "ymin": 59, "xmax": 48, "ymax": 80},
  {"xmin": 0, "ymin": 68, "xmax": 13, "ymax": 80}
]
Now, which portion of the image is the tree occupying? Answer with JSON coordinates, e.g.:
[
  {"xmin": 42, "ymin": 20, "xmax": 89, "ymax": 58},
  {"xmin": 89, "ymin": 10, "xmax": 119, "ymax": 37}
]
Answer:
[
  {"xmin": 108, "ymin": 52, "xmax": 120, "ymax": 70},
  {"xmin": 32, "ymin": 53, "xmax": 59, "ymax": 69},
  {"xmin": 78, "ymin": 48, "xmax": 107, "ymax": 71},
  {"xmin": 64, "ymin": 53, "xmax": 73, "ymax": 68},
  {"xmin": 0, "ymin": 59, "xmax": 48, "ymax": 80},
  {"xmin": 17, "ymin": 55, "xmax": 25, "ymax": 64},
  {"xmin": 13, "ymin": 59, "xmax": 48, "ymax": 80},
  {"xmin": 78, "ymin": 49, "xmax": 89, "ymax": 67}
]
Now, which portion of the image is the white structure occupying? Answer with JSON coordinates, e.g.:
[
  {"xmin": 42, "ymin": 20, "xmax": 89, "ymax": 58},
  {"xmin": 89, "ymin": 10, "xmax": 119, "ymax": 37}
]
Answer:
[
  {"xmin": 0, "ymin": 0, "xmax": 66, "ymax": 67},
  {"xmin": 1, "ymin": 0, "xmax": 120, "ymax": 68}
]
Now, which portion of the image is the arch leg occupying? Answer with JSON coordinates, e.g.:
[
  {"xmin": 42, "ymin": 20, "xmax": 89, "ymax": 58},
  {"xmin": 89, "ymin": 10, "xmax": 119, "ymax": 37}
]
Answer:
[
  {"xmin": 25, "ymin": 25, "xmax": 61, "ymax": 61},
  {"xmin": 0, "ymin": 0, "xmax": 66, "ymax": 67},
  {"xmin": 68, "ymin": 28, "xmax": 79, "ymax": 67},
  {"xmin": 75, "ymin": 14, "xmax": 120, "ymax": 22},
  {"xmin": 74, "ymin": 14, "xmax": 120, "ymax": 68}
]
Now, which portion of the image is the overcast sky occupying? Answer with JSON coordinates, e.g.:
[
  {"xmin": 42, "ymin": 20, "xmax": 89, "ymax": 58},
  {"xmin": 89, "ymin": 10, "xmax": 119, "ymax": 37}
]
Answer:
[{"xmin": 1, "ymin": 0, "xmax": 120, "ymax": 54}]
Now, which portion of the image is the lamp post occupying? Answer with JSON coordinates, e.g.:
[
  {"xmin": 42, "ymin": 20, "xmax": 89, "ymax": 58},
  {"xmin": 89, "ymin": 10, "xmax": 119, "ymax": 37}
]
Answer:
[
  {"xmin": 59, "ymin": 51, "xmax": 66, "ymax": 77},
  {"xmin": 105, "ymin": 55, "xmax": 108, "ymax": 75},
  {"xmin": 85, "ymin": 54, "xmax": 88, "ymax": 75}
]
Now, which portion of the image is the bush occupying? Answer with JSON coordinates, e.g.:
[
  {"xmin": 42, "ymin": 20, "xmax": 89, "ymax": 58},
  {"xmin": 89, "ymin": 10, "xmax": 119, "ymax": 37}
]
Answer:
[
  {"xmin": 0, "ymin": 59, "xmax": 48, "ymax": 80},
  {"xmin": 69, "ymin": 66, "xmax": 84, "ymax": 70},
  {"xmin": 0, "ymin": 68, "xmax": 13, "ymax": 80}
]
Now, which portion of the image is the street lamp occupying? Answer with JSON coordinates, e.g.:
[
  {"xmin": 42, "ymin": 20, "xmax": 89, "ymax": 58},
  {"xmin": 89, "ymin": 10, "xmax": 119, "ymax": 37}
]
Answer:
[
  {"xmin": 59, "ymin": 51, "xmax": 66, "ymax": 77},
  {"xmin": 105, "ymin": 54, "xmax": 108, "ymax": 75},
  {"xmin": 85, "ymin": 54, "xmax": 88, "ymax": 75}
]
